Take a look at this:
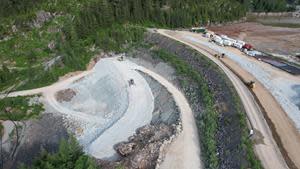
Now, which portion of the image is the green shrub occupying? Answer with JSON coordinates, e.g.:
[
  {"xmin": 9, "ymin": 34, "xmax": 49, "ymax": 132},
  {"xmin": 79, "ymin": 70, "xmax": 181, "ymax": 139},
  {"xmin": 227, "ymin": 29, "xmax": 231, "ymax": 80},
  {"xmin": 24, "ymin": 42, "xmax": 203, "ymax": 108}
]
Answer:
[
  {"xmin": 19, "ymin": 137, "xmax": 99, "ymax": 169},
  {"xmin": 0, "ymin": 96, "xmax": 43, "ymax": 121}
]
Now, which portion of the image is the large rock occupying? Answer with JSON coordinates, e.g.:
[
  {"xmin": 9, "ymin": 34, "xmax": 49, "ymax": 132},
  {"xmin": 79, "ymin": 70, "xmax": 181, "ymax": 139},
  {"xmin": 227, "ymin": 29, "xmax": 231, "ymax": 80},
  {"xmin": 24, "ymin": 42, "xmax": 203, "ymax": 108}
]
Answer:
[
  {"xmin": 115, "ymin": 142, "xmax": 137, "ymax": 156},
  {"xmin": 33, "ymin": 11, "xmax": 52, "ymax": 28}
]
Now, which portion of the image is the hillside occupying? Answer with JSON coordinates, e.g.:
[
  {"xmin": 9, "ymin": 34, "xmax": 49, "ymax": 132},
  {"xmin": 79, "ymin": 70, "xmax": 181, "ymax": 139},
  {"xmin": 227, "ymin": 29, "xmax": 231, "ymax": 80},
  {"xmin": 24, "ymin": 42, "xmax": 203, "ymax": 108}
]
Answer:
[{"xmin": 0, "ymin": 0, "xmax": 295, "ymax": 169}]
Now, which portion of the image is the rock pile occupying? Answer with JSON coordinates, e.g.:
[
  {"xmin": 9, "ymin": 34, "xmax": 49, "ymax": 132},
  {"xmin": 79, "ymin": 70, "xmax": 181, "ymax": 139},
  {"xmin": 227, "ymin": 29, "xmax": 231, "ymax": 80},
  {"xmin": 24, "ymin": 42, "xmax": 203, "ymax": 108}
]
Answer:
[{"xmin": 112, "ymin": 124, "xmax": 178, "ymax": 169}]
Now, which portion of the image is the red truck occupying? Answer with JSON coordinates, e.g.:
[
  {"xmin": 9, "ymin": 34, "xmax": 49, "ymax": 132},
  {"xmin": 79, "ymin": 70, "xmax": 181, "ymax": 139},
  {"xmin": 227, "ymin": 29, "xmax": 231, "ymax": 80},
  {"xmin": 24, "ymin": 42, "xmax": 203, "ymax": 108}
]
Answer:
[{"xmin": 242, "ymin": 44, "xmax": 253, "ymax": 51}]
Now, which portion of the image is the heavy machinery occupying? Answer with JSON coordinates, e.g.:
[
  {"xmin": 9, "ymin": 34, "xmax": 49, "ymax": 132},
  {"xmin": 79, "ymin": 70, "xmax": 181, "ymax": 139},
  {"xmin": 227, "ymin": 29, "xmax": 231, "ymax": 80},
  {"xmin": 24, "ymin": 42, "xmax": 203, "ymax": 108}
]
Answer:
[
  {"xmin": 246, "ymin": 81, "xmax": 256, "ymax": 89},
  {"xmin": 129, "ymin": 79, "xmax": 135, "ymax": 86},
  {"xmin": 117, "ymin": 56, "xmax": 124, "ymax": 61}
]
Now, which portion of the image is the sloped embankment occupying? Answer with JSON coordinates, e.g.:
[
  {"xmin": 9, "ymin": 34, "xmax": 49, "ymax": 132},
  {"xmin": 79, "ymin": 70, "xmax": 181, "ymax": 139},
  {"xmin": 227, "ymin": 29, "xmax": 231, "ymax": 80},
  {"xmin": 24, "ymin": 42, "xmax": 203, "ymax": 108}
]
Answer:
[{"xmin": 141, "ymin": 32, "xmax": 258, "ymax": 169}]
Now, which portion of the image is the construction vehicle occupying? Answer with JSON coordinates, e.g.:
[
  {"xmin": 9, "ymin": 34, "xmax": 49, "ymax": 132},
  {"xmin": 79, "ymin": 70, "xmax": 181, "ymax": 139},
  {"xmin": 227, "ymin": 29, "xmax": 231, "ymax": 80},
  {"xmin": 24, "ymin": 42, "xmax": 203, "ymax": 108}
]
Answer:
[
  {"xmin": 129, "ymin": 79, "xmax": 135, "ymax": 86},
  {"xmin": 221, "ymin": 53, "xmax": 225, "ymax": 58},
  {"xmin": 117, "ymin": 56, "xmax": 124, "ymax": 61},
  {"xmin": 246, "ymin": 81, "xmax": 256, "ymax": 89}
]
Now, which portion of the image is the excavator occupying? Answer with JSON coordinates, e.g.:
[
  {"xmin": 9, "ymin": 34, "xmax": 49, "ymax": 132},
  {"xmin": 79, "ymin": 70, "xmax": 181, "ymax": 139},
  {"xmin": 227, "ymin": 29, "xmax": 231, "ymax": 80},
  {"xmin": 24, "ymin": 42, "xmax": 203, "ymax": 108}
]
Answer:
[{"xmin": 246, "ymin": 81, "xmax": 256, "ymax": 89}]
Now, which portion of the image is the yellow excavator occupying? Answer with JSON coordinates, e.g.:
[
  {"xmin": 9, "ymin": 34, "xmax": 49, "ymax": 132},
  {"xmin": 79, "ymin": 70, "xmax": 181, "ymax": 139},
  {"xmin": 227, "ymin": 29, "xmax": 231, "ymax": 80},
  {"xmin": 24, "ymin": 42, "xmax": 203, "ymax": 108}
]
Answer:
[{"xmin": 246, "ymin": 81, "xmax": 256, "ymax": 89}]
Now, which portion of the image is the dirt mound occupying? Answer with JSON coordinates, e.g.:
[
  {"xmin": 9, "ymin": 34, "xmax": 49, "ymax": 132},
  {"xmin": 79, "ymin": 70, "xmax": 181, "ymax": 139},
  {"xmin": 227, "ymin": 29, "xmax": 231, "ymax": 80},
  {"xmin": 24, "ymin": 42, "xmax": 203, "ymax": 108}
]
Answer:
[{"xmin": 55, "ymin": 88, "xmax": 76, "ymax": 102}]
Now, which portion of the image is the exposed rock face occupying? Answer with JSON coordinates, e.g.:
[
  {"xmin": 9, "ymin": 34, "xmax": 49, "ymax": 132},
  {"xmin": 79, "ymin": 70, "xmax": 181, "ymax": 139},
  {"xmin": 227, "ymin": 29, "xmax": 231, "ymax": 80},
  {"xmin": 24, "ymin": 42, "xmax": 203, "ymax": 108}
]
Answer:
[
  {"xmin": 33, "ymin": 11, "xmax": 53, "ymax": 28},
  {"xmin": 43, "ymin": 55, "xmax": 63, "ymax": 71},
  {"xmin": 12, "ymin": 25, "xmax": 17, "ymax": 33},
  {"xmin": 48, "ymin": 40, "xmax": 56, "ymax": 50},
  {"xmin": 115, "ymin": 142, "xmax": 137, "ymax": 156}
]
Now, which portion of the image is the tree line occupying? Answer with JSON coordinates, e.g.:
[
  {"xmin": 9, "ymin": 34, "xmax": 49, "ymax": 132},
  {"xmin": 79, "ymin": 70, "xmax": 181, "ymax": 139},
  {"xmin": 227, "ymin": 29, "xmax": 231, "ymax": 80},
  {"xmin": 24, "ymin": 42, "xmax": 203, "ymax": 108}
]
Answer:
[{"xmin": 0, "ymin": 0, "xmax": 293, "ymax": 34}]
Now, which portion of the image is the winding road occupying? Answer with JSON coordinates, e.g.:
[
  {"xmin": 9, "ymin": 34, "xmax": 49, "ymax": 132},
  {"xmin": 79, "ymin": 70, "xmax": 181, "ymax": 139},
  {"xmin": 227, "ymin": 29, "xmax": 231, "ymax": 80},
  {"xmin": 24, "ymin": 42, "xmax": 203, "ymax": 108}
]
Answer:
[{"xmin": 157, "ymin": 29, "xmax": 289, "ymax": 169}]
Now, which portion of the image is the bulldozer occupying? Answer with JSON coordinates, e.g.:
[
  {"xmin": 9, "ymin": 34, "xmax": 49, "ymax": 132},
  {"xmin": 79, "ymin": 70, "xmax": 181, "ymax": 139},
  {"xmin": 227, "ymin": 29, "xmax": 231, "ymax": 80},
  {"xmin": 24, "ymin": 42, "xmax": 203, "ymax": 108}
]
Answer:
[
  {"xmin": 117, "ymin": 56, "xmax": 124, "ymax": 61},
  {"xmin": 246, "ymin": 81, "xmax": 256, "ymax": 89}
]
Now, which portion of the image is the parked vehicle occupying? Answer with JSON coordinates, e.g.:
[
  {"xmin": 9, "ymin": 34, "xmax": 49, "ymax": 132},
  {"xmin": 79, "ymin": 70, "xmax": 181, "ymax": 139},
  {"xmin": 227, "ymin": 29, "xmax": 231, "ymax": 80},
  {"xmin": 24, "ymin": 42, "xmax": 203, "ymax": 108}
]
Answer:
[
  {"xmin": 242, "ymin": 44, "xmax": 253, "ymax": 51},
  {"xmin": 233, "ymin": 42, "xmax": 244, "ymax": 49},
  {"xmin": 223, "ymin": 39, "xmax": 233, "ymax": 46},
  {"xmin": 203, "ymin": 32, "xmax": 212, "ymax": 38},
  {"xmin": 245, "ymin": 50, "xmax": 262, "ymax": 57},
  {"xmin": 190, "ymin": 27, "xmax": 206, "ymax": 33},
  {"xmin": 236, "ymin": 40, "xmax": 246, "ymax": 46},
  {"xmin": 213, "ymin": 35, "xmax": 224, "ymax": 46}
]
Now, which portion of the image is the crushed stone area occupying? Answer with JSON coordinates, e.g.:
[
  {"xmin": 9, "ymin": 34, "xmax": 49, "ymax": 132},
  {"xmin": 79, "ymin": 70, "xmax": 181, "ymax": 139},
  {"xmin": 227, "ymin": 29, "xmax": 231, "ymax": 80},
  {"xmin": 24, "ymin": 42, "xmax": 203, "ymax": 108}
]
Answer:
[
  {"xmin": 140, "ymin": 72, "xmax": 180, "ymax": 125},
  {"xmin": 48, "ymin": 58, "xmax": 154, "ymax": 159}
]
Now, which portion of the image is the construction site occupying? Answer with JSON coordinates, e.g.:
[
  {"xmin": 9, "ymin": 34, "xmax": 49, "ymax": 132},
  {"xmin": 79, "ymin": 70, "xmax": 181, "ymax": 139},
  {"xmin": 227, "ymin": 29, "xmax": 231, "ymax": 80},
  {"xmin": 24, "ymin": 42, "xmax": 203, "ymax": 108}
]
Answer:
[{"xmin": 1, "ymin": 20, "xmax": 300, "ymax": 169}]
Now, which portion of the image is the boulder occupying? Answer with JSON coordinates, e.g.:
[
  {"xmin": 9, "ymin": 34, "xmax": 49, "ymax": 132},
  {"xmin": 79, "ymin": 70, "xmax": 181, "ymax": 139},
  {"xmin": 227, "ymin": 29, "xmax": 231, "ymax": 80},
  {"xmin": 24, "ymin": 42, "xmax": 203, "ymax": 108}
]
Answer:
[{"xmin": 115, "ymin": 142, "xmax": 136, "ymax": 156}]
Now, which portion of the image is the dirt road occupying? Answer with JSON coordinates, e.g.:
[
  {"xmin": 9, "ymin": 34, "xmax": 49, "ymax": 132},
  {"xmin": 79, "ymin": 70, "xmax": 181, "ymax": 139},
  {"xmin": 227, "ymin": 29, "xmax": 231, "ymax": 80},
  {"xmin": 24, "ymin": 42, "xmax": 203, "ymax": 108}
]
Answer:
[
  {"xmin": 158, "ymin": 29, "xmax": 289, "ymax": 169},
  {"xmin": 137, "ymin": 66, "xmax": 202, "ymax": 169}
]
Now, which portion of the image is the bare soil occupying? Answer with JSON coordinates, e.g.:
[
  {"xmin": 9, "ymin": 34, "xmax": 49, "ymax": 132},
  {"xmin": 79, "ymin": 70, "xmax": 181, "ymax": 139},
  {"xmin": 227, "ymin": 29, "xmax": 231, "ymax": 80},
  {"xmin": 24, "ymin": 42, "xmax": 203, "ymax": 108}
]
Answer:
[
  {"xmin": 55, "ymin": 88, "xmax": 76, "ymax": 102},
  {"xmin": 209, "ymin": 22, "xmax": 300, "ymax": 57},
  {"xmin": 221, "ymin": 57, "xmax": 300, "ymax": 169}
]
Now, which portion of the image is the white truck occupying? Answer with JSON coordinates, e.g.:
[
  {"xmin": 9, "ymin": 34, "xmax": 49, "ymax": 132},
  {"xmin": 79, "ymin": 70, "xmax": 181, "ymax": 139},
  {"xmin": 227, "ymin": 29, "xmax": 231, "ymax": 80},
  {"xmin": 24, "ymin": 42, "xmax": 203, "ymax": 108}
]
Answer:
[
  {"xmin": 221, "ymin": 35, "xmax": 236, "ymax": 46},
  {"xmin": 232, "ymin": 40, "xmax": 246, "ymax": 49},
  {"xmin": 213, "ymin": 35, "xmax": 224, "ymax": 46},
  {"xmin": 245, "ymin": 50, "xmax": 262, "ymax": 57},
  {"xmin": 223, "ymin": 39, "xmax": 234, "ymax": 46}
]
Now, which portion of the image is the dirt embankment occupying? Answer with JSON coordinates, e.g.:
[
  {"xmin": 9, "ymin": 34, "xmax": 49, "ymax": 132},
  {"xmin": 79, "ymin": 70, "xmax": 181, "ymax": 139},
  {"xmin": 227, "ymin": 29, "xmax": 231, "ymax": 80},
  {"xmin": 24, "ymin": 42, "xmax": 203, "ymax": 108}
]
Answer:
[
  {"xmin": 221, "ymin": 57, "xmax": 300, "ymax": 169},
  {"xmin": 144, "ymin": 33, "xmax": 251, "ymax": 169}
]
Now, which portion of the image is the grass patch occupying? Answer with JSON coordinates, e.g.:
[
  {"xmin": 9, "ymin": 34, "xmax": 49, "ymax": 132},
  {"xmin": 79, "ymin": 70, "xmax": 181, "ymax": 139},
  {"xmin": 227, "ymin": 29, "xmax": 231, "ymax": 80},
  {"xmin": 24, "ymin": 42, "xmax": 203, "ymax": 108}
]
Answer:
[
  {"xmin": 0, "ymin": 96, "xmax": 44, "ymax": 121},
  {"xmin": 232, "ymin": 89, "xmax": 263, "ymax": 169},
  {"xmin": 0, "ymin": 122, "xmax": 3, "ymax": 137}
]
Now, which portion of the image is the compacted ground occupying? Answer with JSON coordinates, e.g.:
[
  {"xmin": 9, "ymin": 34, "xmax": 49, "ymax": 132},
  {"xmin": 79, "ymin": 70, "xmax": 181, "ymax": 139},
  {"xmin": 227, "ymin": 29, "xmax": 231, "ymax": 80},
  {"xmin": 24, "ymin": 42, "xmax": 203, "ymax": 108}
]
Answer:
[{"xmin": 209, "ymin": 22, "xmax": 300, "ymax": 62}]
